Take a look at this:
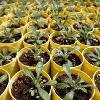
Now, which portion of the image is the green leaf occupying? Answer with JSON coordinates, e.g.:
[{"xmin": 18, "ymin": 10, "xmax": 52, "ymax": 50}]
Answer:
[
  {"xmin": 0, "ymin": 74, "xmax": 8, "ymax": 84},
  {"xmin": 36, "ymin": 40, "xmax": 43, "ymax": 45},
  {"xmin": 2, "ymin": 48, "xmax": 8, "ymax": 56},
  {"xmin": 38, "ymin": 87, "xmax": 50, "ymax": 100},
  {"xmin": 36, "ymin": 62, "xmax": 43, "ymax": 79},
  {"xmin": 22, "ymin": 67, "xmax": 36, "ymax": 80},
  {"xmin": 63, "ymin": 91, "xmax": 74, "ymax": 100},
  {"xmin": 57, "ymin": 83, "xmax": 68, "ymax": 89},
  {"xmin": 44, "ymin": 80, "xmax": 57, "ymax": 86},
  {"xmin": 76, "ymin": 87, "xmax": 87, "ymax": 93},
  {"xmin": 63, "ymin": 62, "xmax": 72, "ymax": 79}
]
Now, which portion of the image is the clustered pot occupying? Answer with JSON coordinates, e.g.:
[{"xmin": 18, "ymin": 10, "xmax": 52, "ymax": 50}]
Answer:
[{"xmin": 0, "ymin": 0, "xmax": 99, "ymax": 100}]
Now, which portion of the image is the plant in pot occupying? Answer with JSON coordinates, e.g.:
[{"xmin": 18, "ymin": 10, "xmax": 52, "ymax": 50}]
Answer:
[
  {"xmin": 73, "ymin": 22, "xmax": 94, "ymax": 32},
  {"xmin": 52, "ymin": 63, "xmax": 95, "ymax": 100},
  {"xmin": 50, "ymin": 28, "xmax": 78, "ymax": 50},
  {"xmin": 0, "ymin": 46, "xmax": 18, "ymax": 77},
  {"xmin": 51, "ymin": 46, "xmax": 84, "ymax": 77},
  {"xmin": 0, "ymin": 68, "xmax": 10, "ymax": 100},
  {"xmin": 0, "ymin": 26, "xmax": 23, "ymax": 49},
  {"xmin": 27, "ymin": 17, "xmax": 48, "ymax": 32},
  {"xmin": 9, "ymin": 63, "xmax": 56, "ymax": 100},
  {"xmin": 23, "ymin": 28, "xmax": 49, "ymax": 48},
  {"xmin": 82, "ymin": 47, "xmax": 100, "ymax": 77},
  {"xmin": 49, "ymin": 15, "xmax": 68, "ymax": 33},
  {"xmin": 93, "ymin": 69, "xmax": 100, "ymax": 100},
  {"xmin": 17, "ymin": 46, "xmax": 50, "ymax": 73},
  {"xmin": 76, "ymin": 24, "xmax": 100, "ymax": 51}
]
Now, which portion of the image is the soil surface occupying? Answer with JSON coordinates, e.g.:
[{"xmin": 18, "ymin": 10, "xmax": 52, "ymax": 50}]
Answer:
[
  {"xmin": 12, "ymin": 73, "xmax": 50, "ymax": 100},
  {"xmin": 53, "ymin": 54, "xmax": 81, "ymax": 67},
  {"xmin": 19, "ymin": 50, "xmax": 50, "ymax": 66},
  {"xmin": 0, "ymin": 32, "xmax": 21, "ymax": 43},
  {"xmin": 55, "ymin": 74, "xmax": 92, "ymax": 100},
  {"xmin": 24, "ymin": 37, "xmax": 48, "ymax": 45},
  {"xmin": 52, "ymin": 34, "xmax": 75, "ymax": 45},
  {"xmin": 94, "ymin": 73, "xmax": 100, "ymax": 91},
  {"xmin": 0, "ymin": 51, "xmax": 16, "ymax": 66},
  {"xmin": 0, "ymin": 74, "xmax": 8, "ymax": 95}
]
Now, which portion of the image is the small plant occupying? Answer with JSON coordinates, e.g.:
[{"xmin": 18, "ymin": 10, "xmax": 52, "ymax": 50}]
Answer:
[
  {"xmin": 0, "ymin": 48, "xmax": 16, "ymax": 66},
  {"xmin": 85, "ymin": 48, "xmax": 100, "ymax": 67},
  {"xmin": 35, "ymin": 0, "xmax": 48, "ymax": 11},
  {"xmin": 55, "ymin": 28, "xmax": 78, "ymax": 42},
  {"xmin": 73, "ymin": 22, "xmax": 93, "ymax": 32},
  {"xmin": 12, "ymin": 8, "xmax": 26, "ymax": 18},
  {"xmin": 77, "ymin": 24, "xmax": 99, "ymax": 45},
  {"xmin": 51, "ymin": 0, "xmax": 63, "ymax": 14},
  {"xmin": 0, "ymin": 26, "xmax": 21, "ymax": 43},
  {"xmin": 22, "ymin": 62, "xmax": 57, "ymax": 100},
  {"xmin": 51, "ymin": 15, "xmax": 69, "ymax": 31},
  {"xmin": 25, "ymin": 28, "xmax": 48, "ymax": 45},
  {"xmin": 55, "ymin": 63, "xmax": 93, "ymax": 100},
  {"xmin": 53, "ymin": 46, "xmax": 80, "ymax": 66}
]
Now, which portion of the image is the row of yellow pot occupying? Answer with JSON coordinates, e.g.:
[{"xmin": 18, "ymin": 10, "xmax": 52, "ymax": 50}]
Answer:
[
  {"xmin": 0, "ymin": 67, "xmax": 96, "ymax": 100},
  {"xmin": 0, "ymin": 44, "xmax": 99, "ymax": 77}
]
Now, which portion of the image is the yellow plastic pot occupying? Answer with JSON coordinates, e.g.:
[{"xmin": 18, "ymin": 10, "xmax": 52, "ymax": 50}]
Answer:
[
  {"xmin": 93, "ymin": 69, "xmax": 100, "ymax": 100},
  {"xmin": 51, "ymin": 68, "xmax": 95, "ymax": 100},
  {"xmin": 17, "ymin": 46, "xmax": 50, "ymax": 73},
  {"xmin": 51, "ymin": 46, "xmax": 84, "ymax": 77},
  {"xmin": 49, "ymin": 31, "xmax": 76, "ymax": 51},
  {"xmin": 76, "ymin": 34, "xmax": 100, "ymax": 52},
  {"xmin": 9, "ymin": 68, "xmax": 51, "ymax": 100},
  {"xmin": 23, "ymin": 31, "xmax": 49, "ymax": 49},
  {"xmin": 0, "ymin": 30, "xmax": 23, "ymax": 50},
  {"xmin": 0, "ymin": 68, "xmax": 11, "ymax": 100},
  {"xmin": 82, "ymin": 46, "xmax": 100, "ymax": 78},
  {"xmin": 0, "ymin": 45, "xmax": 19, "ymax": 77}
]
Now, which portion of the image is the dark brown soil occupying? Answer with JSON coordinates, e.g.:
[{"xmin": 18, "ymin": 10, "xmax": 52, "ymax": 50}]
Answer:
[
  {"xmin": 0, "ymin": 74, "xmax": 8, "ymax": 95},
  {"xmin": 52, "ymin": 34, "xmax": 75, "ymax": 45},
  {"xmin": 0, "ymin": 51, "xmax": 16, "ymax": 66},
  {"xmin": 19, "ymin": 50, "xmax": 50, "ymax": 66},
  {"xmin": 12, "ymin": 73, "xmax": 50, "ymax": 100},
  {"xmin": 94, "ymin": 73, "xmax": 100, "ymax": 91},
  {"xmin": 79, "ymin": 35, "xmax": 100, "ymax": 46},
  {"xmin": 0, "ymin": 32, "xmax": 21, "ymax": 43},
  {"xmin": 53, "ymin": 54, "xmax": 81, "ymax": 67},
  {"xmin": 24, "ymin": 37, "xmax": 48, "ymax": 45},
  {"xmin": 55, "ymin": 74, "xmax": 92, "ymax": 100}
]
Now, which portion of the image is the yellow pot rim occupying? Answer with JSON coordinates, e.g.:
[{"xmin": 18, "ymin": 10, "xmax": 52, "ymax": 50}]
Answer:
[
  {"xmin": 50, "ymin": 31, "xmax": 77, "ymax": 46},
  {"xmin": 0, "ymin": 45, "xmax": 17, "ymax": 67},
  {"xmin": 51, "ymin": 46, "xmax": 84, "ymax": 69},
  {"xmin": 23, "ymin": 32, "xmax": 49, "ymax": 47},
  {"xmin": 52, "ymin": 68, "xmax": 95, "ymax": 100},
  {"xmin": 9, "ymin": 68, "xmax": 51, "ymax": 100},
  {"xmin": 82, "ymin": 46, "xmax": 100, "ymax": 68},
  {"xmin": 17, "ymin": 45, "xmax": 51, "ymax": 68}
]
